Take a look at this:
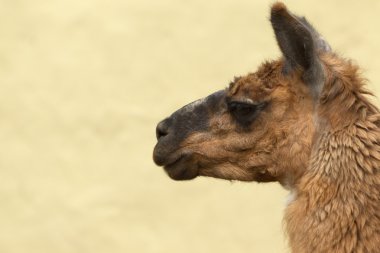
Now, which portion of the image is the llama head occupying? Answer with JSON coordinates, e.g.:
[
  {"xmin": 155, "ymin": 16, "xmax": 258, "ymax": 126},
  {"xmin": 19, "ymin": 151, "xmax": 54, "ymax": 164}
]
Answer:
[{"xmin": 153, "ymin": 2, "xmax": 331, "ymax": 187}]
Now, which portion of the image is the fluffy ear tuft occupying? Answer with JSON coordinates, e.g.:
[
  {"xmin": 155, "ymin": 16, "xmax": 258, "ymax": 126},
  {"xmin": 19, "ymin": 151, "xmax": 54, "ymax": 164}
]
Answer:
[
  {"xmin": 270, "ymin": 2, "xmax": 326, "ymax": 98},
  {"xmin": 271, "ymin": 2, "xmax": 288, "ymax": 15}
]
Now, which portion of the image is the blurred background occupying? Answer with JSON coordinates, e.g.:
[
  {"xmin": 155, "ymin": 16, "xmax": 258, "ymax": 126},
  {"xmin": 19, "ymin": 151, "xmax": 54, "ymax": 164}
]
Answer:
[{"xmin": 1, "ymin": 0, "xmax": 380, "ymax": 252}]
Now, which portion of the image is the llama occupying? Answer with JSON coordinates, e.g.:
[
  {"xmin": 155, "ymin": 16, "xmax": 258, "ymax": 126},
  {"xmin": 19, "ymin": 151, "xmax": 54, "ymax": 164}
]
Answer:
[{"xmin": 153, "ymin": 2, "xmax": 380, "ymax": 252}]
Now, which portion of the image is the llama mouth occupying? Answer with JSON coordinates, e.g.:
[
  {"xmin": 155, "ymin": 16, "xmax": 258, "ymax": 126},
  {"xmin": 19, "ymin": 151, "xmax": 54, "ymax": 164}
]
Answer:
[
  {"xmin": 163, "ymin": 154, "xmax": 199, "ymax": 181},
  {"xmin": 153, "ymin": 143, "xmax": 199, "ymax": 180},
  {"xmin": 162, "ymin": 155, "xmax": 183, "ymax": 169}
]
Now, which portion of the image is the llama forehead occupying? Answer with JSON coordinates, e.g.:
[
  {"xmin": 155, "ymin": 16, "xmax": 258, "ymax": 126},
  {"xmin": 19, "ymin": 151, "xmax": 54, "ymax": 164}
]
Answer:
[
  {"xmin": 228, "ymin": 76, "xmax": 273, "ymax": 102},
  {"xmin": 227, "ymin": 61, "xmax": 284, "ymax": 102}
]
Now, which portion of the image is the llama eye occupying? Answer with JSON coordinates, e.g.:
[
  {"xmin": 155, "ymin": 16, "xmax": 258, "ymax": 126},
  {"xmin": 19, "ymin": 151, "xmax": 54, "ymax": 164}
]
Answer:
[{"xmin": 227, "ymin": 101, "xmax": 262, "ymax": 124}]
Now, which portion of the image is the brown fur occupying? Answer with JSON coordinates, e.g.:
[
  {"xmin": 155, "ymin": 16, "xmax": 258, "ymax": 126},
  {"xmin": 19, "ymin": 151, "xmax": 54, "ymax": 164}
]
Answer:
[
  {"xmin": 284, "ymin": 55, "xmax": 380, "ymax": 252},
  {"xmin": 194, "ymin": 55, "xmax": 380, "ymax": 253},
  {"xmin": 153, "ymin": 3, "xmax": 380, "ymax": 252},
  {"xmin": 183, "ymin": 60, "xmax": 315, "ymax": 186}
]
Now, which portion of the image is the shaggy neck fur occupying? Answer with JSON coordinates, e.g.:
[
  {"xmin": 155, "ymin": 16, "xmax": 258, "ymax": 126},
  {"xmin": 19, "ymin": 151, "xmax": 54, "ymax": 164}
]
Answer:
[{"xmin": 285, "ymin": 56, "xmax": 380, "ymax": 253}]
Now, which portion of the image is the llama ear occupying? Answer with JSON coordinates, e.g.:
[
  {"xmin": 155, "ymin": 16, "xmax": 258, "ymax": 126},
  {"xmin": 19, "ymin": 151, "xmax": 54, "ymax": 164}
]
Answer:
[{"xmin": 270, "ymin": 2, "xmax": 326, "ymax": 97}]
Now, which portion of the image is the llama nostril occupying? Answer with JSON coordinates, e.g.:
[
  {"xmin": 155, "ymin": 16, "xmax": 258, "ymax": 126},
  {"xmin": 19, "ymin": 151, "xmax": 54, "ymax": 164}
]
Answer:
[{"xmin": 156, "ymin": 120, "xmax": 170, "ymax": 140}]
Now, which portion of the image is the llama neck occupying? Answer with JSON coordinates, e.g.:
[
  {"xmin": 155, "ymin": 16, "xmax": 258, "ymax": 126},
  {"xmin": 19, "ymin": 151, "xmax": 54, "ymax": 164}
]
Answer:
[
  {"xmin": 285, "ymin": 117, "xmax": 380, "ymax": 252},
  {"xmin": 308, "ymin": 122, "xmax": 380, "ymax": 184}
]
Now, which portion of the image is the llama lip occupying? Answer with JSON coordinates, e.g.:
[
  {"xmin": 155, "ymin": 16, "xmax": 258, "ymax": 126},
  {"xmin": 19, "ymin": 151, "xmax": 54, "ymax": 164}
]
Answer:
[
  {"xmin": 163, "ymin": 155, "xmax": 183, "ymax": 169},
  {"xmin": 163, "ymin": 154, "xmax": 199, "ymax": 180},
  {"xmin": 153, "ymin": 143, "xmax": 178, "ymax": 166},
  {"xmin": 153, "ymin": 144, "xmax": 182, "ymax": 167}
]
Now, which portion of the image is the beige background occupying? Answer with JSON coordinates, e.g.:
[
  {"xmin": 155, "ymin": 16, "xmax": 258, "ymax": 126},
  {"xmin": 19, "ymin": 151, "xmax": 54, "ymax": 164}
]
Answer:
[{"xmin": 1, "ymin": 0, "xmax": 380, "ymax": 252}]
